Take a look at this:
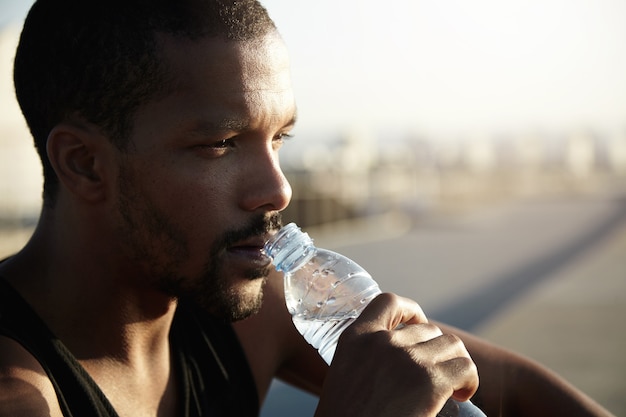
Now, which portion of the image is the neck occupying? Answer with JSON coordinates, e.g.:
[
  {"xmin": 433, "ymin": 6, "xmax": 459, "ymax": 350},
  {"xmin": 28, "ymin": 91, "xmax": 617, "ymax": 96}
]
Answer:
[{"xmin": 0, "ymin": 211, "xmax": 178, "ymax": 365}]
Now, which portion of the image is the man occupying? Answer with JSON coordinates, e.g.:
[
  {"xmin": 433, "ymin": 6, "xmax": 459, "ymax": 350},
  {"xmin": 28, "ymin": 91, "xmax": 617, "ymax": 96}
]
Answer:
[{"xmin": 0, "ymin": 0, "xmax": 612, "ymax": 416}]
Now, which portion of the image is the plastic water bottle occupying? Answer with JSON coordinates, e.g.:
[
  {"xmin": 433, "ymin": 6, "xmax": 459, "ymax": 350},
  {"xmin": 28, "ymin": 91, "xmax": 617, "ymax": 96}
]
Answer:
[{"xmin": 264, "ymin": 222, "xmax": 487, "ymax": 417}]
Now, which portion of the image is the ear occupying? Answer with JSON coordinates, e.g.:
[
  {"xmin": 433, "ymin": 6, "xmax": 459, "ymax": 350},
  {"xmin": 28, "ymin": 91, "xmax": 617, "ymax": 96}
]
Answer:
[{"xmin": 46, "ymin": 123, "xmax": 112, "ymax": 203}]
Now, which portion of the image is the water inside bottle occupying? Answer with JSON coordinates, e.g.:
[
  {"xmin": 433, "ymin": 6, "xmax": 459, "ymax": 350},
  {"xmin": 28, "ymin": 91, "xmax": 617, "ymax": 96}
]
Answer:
[{"xmin": 292, "ymin": 315, "xmax": 357, "ymax": 364}]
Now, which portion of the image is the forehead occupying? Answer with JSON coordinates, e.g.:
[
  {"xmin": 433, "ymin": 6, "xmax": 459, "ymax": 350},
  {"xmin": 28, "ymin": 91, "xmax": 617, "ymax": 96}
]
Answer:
[
  {"xmin": 159, "ymin": 32, "xmax": 292, "ymax": 96},
  {"xmin": 144, "ymin": 33, "xmax": 295, "ymax": 131}
]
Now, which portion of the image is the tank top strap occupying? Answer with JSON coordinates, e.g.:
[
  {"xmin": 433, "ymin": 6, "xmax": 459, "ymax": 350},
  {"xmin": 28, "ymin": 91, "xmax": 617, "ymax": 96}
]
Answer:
[{"xmin": 0, "ymin": 275, "xmax": 119, "ymax": 417}]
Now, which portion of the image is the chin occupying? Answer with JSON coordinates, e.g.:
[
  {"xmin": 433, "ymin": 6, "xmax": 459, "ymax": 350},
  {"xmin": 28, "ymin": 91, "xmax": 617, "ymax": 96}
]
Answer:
[
  {"xmin": 195, "ymin": 276, "xmax": 267, "ymax": 322},
  {"xmin": 226, "ymin": 282, "xmax": 266, "ymax": 321},
  {"xmin": 235, "ymin": 277, "xmax": 266, "ymax": 306}
]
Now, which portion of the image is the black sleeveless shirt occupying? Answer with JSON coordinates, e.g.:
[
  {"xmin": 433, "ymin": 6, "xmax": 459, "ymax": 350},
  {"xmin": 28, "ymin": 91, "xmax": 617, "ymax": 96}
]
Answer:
[{"xmin": 0, "ymin": 277, "xmax": 259, "ymax": 417}]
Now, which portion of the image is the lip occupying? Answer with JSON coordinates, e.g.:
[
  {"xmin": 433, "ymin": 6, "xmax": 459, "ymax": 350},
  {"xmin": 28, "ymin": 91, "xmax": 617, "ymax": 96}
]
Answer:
[{"xmin": 226, "ymin": 235, "xmax": 273, "ymax": 267}]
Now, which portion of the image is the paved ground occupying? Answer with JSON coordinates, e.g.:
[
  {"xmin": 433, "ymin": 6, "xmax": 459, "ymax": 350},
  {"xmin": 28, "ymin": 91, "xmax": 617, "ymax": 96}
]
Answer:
[
  {"xmin": 261, "ymin": 190, "xmax": 626, "ymax": 416},
  {"xmin": 475, "ymin": 206, "xmax": 626, "ymax": 415}
]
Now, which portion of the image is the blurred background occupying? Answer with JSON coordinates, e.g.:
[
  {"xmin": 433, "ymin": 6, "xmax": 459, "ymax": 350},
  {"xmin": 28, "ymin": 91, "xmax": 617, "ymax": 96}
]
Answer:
[{"xmin": 1, "ymin": 0, "xmax": 625, "ymax": 415}]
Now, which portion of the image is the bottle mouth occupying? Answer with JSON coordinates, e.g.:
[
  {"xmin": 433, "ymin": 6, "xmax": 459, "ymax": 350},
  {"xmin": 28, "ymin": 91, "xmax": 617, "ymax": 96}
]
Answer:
[{"xmin": 263, "ymin": 222, "xmax": 315, "ymax": 272}]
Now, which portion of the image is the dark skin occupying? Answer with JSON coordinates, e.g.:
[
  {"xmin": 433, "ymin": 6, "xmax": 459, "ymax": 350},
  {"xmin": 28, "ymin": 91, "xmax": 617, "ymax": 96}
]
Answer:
[{"xmin": 0, "ymin": 32, "xmax": 612, "ymax": 417}]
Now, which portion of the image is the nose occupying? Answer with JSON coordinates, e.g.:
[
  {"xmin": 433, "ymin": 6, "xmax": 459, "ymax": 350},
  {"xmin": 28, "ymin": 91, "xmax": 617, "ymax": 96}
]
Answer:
[{"xmin": 239, "ymin": 150, "xmax": 292, "ymax": 213}]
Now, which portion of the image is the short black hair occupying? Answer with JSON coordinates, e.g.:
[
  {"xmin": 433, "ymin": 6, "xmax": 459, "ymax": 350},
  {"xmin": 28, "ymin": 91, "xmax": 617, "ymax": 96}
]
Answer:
[{"xmin": 13, "ymin": 0, "xmax": 277, "ymax": 205}]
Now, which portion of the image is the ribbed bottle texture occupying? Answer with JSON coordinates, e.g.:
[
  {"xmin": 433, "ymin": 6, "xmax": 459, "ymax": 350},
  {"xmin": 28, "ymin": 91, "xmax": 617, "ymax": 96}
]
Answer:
[
  {"xmin": 264, "ymin": 222, "xmax": 487, "ymax": 417},
  {"xmin": 264, "ymin": 222, "xmax": 380, "ymax": 363}
]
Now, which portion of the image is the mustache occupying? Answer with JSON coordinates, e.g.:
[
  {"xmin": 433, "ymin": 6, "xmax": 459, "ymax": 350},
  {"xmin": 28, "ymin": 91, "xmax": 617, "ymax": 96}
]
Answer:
[{"xmin": 219, "ymin": 212, "xmax": 283, "ymax": 249}]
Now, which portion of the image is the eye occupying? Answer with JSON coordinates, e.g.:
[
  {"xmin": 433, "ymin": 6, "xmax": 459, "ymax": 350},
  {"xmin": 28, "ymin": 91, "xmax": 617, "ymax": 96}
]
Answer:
[
  {"xmin": 193, "ymin": 137, "xmax": 237, "ymax": 158},
  {"xmin": 273, "ymin": 132, "xmax": 294, "ymax": 150},
  {"xmin": 212, "ymin": 138, "xmax": 236, "ymax": 149}
]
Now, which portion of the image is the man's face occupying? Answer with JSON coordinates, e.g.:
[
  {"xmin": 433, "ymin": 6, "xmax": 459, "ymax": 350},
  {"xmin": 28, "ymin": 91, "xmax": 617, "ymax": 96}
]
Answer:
[{"xmin": 113, "ymin": 33, "xmax": 295, "ymax": 320}]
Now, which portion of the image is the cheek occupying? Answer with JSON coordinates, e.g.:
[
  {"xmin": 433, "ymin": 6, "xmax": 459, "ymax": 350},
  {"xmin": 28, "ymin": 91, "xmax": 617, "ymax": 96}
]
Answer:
[
  {"xmin": 135, "ymin": 153, "xmax": 242, "ymax": 229},
  {"xmin": 158, "ymin": 169, "xmax": 236, "ymax": 228}
]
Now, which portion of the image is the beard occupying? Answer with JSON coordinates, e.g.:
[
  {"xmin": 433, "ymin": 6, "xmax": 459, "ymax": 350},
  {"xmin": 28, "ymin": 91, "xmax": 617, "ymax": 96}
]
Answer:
[
  {"xmin": 177, "ymin": 213, "xmax": 283, "ymax": 321},
  {"xmin": 115, "ymin": 162, "xmax": 283, "ymax": 321}
]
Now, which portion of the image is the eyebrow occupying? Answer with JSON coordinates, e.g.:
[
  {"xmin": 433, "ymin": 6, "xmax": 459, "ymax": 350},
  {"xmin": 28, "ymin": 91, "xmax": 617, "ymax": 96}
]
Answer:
[
  {"xmin": 282, "ymin": 112, "xmax": 298, "ymax": 129},
  {"xmin": 194, "ymin": 111, "xmax": 297, "ymax": 135},
  {"xmin": 214, "ymin": 118, "xmax": 250, "ymax": 132}
]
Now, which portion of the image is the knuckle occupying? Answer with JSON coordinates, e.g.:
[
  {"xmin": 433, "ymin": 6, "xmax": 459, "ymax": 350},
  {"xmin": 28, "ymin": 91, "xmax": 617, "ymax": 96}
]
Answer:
[
  {"xmin": 454, "ymin": 356, "xmax": 477, "ymax": 373},
  {"xmin": 439, "ymin": 333, "xmax": 468, "ymax": 355},
  {"xmin": 441, "ymin": 332, "xmax": 464, "ymax": 346},
  {"xmin": 372, "ymin": 291, "xmax": 402, "ymax": 308},
  {"xmin": 424, "ymin": 323, "xmax": 444, "ymax": 335},
  {"xmin": 404, "ymin": 322, "xmax": 443, "ymax": 341}
]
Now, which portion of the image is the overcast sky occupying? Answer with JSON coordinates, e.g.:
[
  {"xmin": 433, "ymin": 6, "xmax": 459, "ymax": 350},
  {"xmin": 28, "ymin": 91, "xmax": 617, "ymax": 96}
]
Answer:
[{"xmin": 2, "ymin": 0, "xmax": 626, "ymax": 138}]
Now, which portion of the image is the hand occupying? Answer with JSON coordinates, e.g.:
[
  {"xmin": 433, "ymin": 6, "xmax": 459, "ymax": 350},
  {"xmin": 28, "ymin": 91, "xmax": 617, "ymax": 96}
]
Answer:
[{"xmin": 314, "ymin": 293, "xmax": 479, "ymax": 417}]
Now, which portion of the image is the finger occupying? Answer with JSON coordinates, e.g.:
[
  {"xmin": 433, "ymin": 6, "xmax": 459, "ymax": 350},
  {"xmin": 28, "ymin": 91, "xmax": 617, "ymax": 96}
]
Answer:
[
  {"xmin": 412, "ymin": 334, "xmax": 479, "ymax": 401},
  {"xmin": 389, "ymin": 332, "xmax": 479, "ymax": 402},
  {"xmin": 354, "ymin": 293, "xmax": 428, "ymax": 332},
  {"xmin": 392, "ymin": 322, "xmax": 444, "ymax": 345},
  {"xmin": 440, "ymin": 356, "xmax": 480, "ymax": 401},
  {"xmin": 413, "ymin": 333, "xmax": 472, "ymax": 363}
]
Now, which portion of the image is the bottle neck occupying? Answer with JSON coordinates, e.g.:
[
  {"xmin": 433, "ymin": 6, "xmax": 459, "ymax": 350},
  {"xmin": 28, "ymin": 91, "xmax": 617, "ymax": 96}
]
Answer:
[{"xmin": 264, "ymin": 223, "xmax": 316, "ymax": 274}]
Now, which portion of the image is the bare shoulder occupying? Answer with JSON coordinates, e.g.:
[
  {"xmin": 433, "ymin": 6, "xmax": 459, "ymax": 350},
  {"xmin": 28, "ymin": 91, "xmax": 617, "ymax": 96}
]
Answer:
[{"xmin": 0, "ymin": 335, "xmax": 64, "ymax": 417}]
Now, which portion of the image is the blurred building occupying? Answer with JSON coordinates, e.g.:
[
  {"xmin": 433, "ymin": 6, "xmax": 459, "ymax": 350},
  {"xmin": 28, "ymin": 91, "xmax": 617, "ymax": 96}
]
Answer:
[
  {"xmin": 0, "ymin": 25, "xmax": 42, "ymax": 225},
  {"xmin": 565, "ymin": 130, "xmax": 596, "ymax": 179},
  {"xmin": 607, "ymin": 133, "xmax": 626, "ymax": 175},
  {"xmin": 281, "ymin": 125, "xmax": 626, "ymax": 228}
]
